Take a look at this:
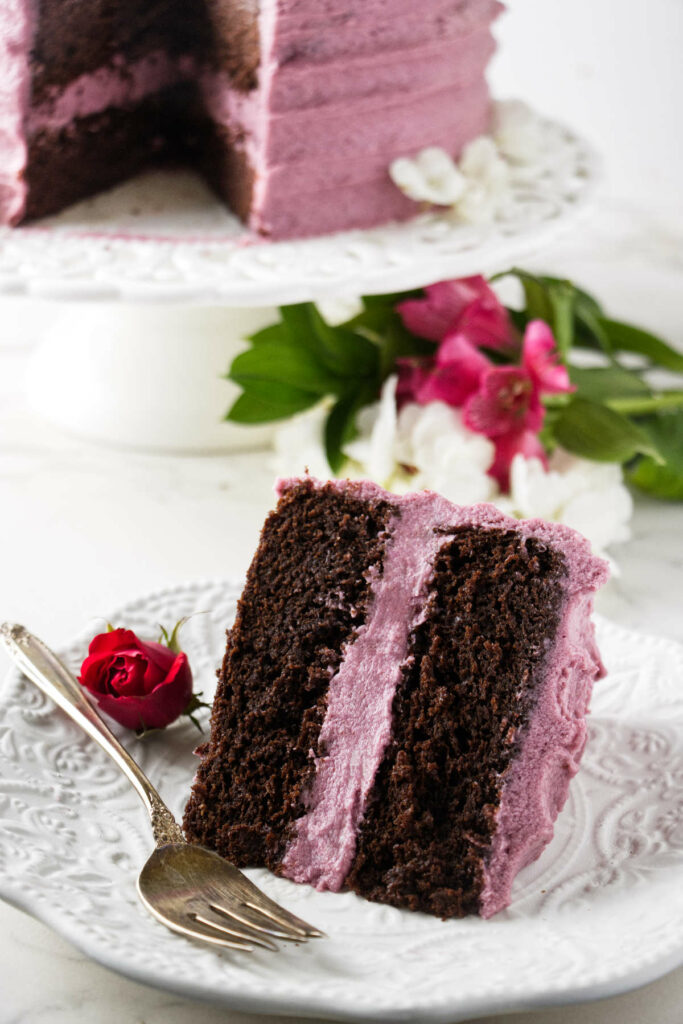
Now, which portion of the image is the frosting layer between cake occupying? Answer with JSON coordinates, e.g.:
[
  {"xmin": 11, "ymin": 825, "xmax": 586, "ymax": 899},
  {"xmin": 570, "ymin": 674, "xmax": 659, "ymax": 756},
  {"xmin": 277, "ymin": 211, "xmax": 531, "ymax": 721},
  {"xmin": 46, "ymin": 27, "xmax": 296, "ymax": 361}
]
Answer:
[
  {"xmin": 182, "ymin": 480, "xmax": 398, "ymax": 871},
  {"xmin": 183, "ymin": 476, "xmax": 607, "ymax": 917},
  {"xmin": 276, "ymin": 478, "xmax": 608, "ymax": 914},
  {"xmin": 26, "ymin": 52, "xmax": 194, "ymax": 133},
  {"xmin": 280, "ymin": 490, "xmax": 447, "ymax": 889}
]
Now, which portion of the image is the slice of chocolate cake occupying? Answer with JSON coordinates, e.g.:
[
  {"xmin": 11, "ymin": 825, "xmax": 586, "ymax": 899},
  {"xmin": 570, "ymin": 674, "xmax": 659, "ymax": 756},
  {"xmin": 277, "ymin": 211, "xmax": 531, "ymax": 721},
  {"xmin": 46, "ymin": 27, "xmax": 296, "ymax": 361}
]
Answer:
[
  {"xmin": 184, "ymin": 476, "xmax": 608, "ymax": 918},
  {"xmin": 1, "ymin": 0, "xmax": 501, "ymax": 237}
]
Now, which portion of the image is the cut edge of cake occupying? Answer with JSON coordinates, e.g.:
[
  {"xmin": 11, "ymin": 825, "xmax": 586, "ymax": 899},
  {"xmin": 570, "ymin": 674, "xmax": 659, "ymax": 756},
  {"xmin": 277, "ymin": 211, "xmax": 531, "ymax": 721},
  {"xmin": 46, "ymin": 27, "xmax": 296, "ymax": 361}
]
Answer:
[
  {"xmin": 1, "ymin": 0, "xmax": 503, "ymax": 237},
  {"xmin": 184, "ymin": 476, "xmax": 608, "ymax": 918}
]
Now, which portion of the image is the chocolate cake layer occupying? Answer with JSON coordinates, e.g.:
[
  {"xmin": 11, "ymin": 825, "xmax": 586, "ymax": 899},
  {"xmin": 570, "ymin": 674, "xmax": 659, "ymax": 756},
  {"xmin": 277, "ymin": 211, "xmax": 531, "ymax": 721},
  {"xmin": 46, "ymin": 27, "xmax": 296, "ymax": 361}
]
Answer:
[
  {"xmin": 23, "ymin": 88, "xmax": 185, "ymax": 222},
  {"xmin": 185, "ymin": 119, "xmax": 256, "ymax": 224},
  {"xmin": 345, "ymin": 527, "xmax": 567, "ymax": 918},
  {"xmin": 182, "ymin": 478, "xmax": 607, "ymax": 919},
  {"xmin": 183, "ymin": 481, "xmax": 397, "ymax": 868},
  {"xmin": 201, "ymin": 0, "xmax": 261, "ymax": 91},
  {"xmin": 30, "ymin": 0, "xmax": 205, "ymax": 101}
]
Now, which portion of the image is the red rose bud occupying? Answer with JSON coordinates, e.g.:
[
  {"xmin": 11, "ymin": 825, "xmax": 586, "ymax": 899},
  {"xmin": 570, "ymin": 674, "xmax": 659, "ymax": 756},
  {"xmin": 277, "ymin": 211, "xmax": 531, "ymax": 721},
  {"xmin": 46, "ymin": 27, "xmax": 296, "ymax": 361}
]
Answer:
[{"xmin": 78, "ymin": 627, "xmax": 194, "ymax": 732}]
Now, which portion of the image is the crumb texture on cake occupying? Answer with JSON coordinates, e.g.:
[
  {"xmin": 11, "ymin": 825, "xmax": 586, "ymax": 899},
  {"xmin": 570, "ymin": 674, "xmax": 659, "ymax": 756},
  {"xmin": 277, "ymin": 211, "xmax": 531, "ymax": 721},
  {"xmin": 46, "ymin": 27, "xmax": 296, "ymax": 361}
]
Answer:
[
  {"xmin": 344, "ymin": 526, "xmax": 568, "ymax": 918},
  {"xmin": 182, "ymin": 479, "xmax": 396, "ymax": 867},
  {"xmin": 184, "ymin": 477, "xmax": 608, "ymax": 919},
  {"xmin": 280, "ymin": 490, "xmax": 453, "ymax": 891}
]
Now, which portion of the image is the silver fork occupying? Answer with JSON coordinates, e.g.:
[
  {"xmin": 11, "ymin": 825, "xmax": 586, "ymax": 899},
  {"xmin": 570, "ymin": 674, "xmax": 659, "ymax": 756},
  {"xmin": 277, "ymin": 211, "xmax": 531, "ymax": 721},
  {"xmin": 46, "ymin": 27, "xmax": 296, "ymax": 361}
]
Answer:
[{"xmin": 0, "ymin": 623, "xmax": 324, "ymax": 951}]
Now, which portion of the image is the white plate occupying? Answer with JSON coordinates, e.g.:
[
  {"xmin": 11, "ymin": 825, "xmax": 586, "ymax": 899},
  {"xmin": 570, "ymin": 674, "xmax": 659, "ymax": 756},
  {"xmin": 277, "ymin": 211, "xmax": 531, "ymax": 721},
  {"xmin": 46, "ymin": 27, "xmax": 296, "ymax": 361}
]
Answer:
[
  {"xmin": 0, "ymin": 107, "xmax": 598, "ymax": 305},
  {"xmin": 1, "ymin": 580, "xmax": 682, "ymax": 1023}
]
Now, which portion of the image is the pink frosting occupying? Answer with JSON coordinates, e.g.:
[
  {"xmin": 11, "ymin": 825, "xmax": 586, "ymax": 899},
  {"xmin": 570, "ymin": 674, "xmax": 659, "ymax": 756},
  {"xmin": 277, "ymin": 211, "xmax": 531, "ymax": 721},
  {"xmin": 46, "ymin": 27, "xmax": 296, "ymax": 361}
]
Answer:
[
  {"xmin": 27, "ymin": 51, "xmax": 194, "ymax": 134},
  {"xmin": 0, "ymin": 0, "xmax": 33, "ymax": 225},
  {"xmin": 254, "ymin": 85, "xmax": 490, "ymax": 237},
  {"xmin": 270, "ymin": 0, "xmax": 502, "ymax": 63},
  {"xmin": 275, "ymin": 477, "xmax": 608, "ymax": 909},
  {"xmin": 479, "ymin": 589, "xmax": 606, "ymax": 917},
  {"xmin": 1, "ymin": 0, "xmax": 501, "ymax": 237},
  {"xmin": 267, "ymin": 32, "xmax": 496, "ymax": 113},
  {"xmin": 247, "ymin": 0, "xmax": 501, "ymax": 237},
  {"xmin": 280, "ymin": 493, "xmax": 450, "ymax": 889}
]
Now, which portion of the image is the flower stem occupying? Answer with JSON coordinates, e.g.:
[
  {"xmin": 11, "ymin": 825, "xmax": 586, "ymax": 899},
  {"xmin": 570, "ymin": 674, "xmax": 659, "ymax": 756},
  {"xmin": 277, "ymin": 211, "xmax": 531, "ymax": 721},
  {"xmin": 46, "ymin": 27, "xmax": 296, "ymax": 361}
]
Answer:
[{"xmin": 605, "ymin": 391, "xmax": 683, "ymax": 415}]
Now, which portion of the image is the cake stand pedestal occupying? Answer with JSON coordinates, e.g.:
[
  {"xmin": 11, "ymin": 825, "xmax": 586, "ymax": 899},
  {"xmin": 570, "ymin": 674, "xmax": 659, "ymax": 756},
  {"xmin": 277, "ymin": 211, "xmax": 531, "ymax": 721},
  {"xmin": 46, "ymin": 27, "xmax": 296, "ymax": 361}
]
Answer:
[
  {"xmin": 24, "ymin": 302, "xmax": 277, "ymax": 452},
  {"xmin": 1, "ymin": 108, "xmax": 598, "ymax": 452}
]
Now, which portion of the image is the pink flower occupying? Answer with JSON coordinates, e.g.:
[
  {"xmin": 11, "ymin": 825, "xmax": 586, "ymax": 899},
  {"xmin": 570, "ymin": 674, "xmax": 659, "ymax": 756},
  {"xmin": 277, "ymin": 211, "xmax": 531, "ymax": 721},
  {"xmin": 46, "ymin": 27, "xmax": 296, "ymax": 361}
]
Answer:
[
  {"xmin": 397, "ymin": 333, "xmax": 490, "ymax": 408},
  {"xmin": 464, "ymin": 366, "xmax": 544, "ymax": 437},
  {"xmin": 522, "ymin": 319, "xmax": 573, "ymax": 394},
  {"xmin": 489, "ymin": 430, "xmax": 548, "ymax": 491},
  {"xmin": 394, "ymin": 281, "xmax": 574, "ymax": 494},
  {"xmin": 463, "ymin": 321, "xmax": 573, "ymax": 489},
  {"xmin": 397, "ymin": 276, "xmax": 515, "ymax": 349}
]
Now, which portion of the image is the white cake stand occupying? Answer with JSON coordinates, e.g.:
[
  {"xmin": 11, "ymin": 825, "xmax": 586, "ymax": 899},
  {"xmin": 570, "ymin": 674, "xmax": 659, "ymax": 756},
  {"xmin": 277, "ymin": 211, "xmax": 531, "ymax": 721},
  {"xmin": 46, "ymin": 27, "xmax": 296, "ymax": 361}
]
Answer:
[{"xmin": 0, "ymin": 107, "xmax": 599, "ymax": 451}]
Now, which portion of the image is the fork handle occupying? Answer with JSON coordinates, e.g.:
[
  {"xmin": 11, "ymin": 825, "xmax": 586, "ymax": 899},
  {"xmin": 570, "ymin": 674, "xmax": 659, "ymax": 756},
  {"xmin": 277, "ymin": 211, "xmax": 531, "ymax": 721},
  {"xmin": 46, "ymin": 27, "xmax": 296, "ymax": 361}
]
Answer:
[{"xmin": 0, "ymin": 623, "xmax": 184, "ymax": 847}]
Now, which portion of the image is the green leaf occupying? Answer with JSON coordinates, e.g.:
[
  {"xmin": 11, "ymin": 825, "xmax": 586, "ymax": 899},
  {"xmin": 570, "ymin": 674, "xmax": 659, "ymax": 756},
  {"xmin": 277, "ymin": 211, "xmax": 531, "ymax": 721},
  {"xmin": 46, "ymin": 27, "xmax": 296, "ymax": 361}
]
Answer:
[
  {"xmin": 229, "ymin": 341, "xmax": 340, "ymax": 396},
  {"xmin": 536, "ymin": 275, "xmax": 604, "ymax": 319},
  {"xmin": 279, "ymin": 303, "xmax": 320, "ymax": 352},
  {"xmin": 309, "ymin": 306, "xmax": 379, "ymax": 379},
  {"xmin": 599, "ymin": 319, "xmax": 683, "ymax": 373},
  {"xmin": 182, "ymin": 691, "xmax": 212, "ymax": 733},
  {"xmin": 324, "ymin": 393, "xmax": 360, "ymax": 474},
  {"xmin": 552, "ymin": 397, "xmax": 663, "ymax": 463},
  {"xmin": 350, "ymin": 298, "xmax": 435, "ymax": 371},
  {"xmin": 495, "ymin": 271, "xmax": 605, "ymax": 357},
  {"xmin": 569, "ymin": 365, "xmax": 651, "ymax": 402},
  {"xmin": 246, "ymin": 323, "xmax": 289, "ymax": 347},
  {"xmin": 627, "ymin": 410, "xmax": 683, "ymax": 500},
  {"xmin": 165, "ymin": 617, "xmax": 188, "ymax": 655},
  {"xmin": 348, "ymin": 290, "xmax": 422, "ymax": 332},
  {"xmin": 226, "ymin": 387, "xmax": 318, "ymax": 423},
  {"xmin": 517, "ymin": 272, "xmax": 555, "ymax": 326},
  {"xmin": 575, "ymin": 307, "xmax": 615, "ymax": 360},
  {"xmin": 547, "ymin": 281, "xmax": 575, "ymax": 358},
  {"xmin": 493, "ymin": 269, "xmax": 588, "ymax": 358}
]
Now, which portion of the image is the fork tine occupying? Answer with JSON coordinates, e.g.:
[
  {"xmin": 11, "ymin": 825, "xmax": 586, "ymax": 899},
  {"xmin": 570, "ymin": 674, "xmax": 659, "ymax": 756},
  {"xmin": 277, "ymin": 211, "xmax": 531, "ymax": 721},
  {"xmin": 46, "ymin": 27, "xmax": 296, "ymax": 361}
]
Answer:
[
  {"xmin": 155, "ymin": 911, "xmax": 255, "ymax": 952},
  {"xmin": 244, "ymin": 898, "xmax": 326, "ymax": 939},
  {"xmin": 210, "ymin": 901, "xmax": 305, "ymax": 943},
  {"xmin": 191, "ymin": 911, "xmax": 278, "ymax": 951},
  {"xmin": 212, "ymin": 866, "xmax": 326, "ymax": 938},
  {"xmin": 180, "ymin": 846, "xmax": 325, "ymax": 940}
]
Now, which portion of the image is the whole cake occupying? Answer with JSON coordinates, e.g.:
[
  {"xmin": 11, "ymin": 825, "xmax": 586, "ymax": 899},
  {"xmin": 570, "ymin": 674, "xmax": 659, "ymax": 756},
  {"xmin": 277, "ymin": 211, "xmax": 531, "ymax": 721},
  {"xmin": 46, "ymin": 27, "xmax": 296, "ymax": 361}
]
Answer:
[
  {"xmin": 0, "ymin": 0, "xmax": 501, "ymax": 237},
  {"xmin": 184, "ymin": 476, "xmax": 608, "ymax": 918}
]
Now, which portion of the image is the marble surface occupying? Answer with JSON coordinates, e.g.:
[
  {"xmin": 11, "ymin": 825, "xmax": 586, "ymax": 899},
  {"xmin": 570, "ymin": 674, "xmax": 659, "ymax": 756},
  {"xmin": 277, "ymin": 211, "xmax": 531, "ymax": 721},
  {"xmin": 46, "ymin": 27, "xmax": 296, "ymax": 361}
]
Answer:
[{"xmin": 0, "ymin": 196, "xmax": 682, "ymax": 1023}]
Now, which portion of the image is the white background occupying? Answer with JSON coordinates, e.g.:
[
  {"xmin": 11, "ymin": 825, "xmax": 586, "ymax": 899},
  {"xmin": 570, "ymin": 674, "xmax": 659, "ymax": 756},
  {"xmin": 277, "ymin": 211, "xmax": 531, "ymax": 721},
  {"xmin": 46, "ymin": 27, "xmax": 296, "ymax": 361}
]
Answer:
[
  {"xmin": 491, "ymin": 0, "xmax": 683, "ymax": 210},
  {"xmin": 1, "ymin": 2, "xmax": 683, "ymax": 1022}
]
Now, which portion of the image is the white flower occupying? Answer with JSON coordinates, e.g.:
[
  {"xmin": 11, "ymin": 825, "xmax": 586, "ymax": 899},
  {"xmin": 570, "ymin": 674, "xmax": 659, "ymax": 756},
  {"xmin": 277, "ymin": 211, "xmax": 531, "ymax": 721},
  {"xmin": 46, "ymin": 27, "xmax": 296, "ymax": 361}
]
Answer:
[
  {"xmin": 271, "ymin": 378, "xmax": 634, "ymax": 558},
  {"xmin": 316, "ymin": 294, "xmax": 363, "ymax": 327},
  {"xmin": 344, "ymin": 375, "xmax": 399, "ymax": 485},
  {"xmin": 453, "ymin": 136, "xmax": 512, "ymax": 224},
  {"xmin": 389, "ymin": 147, "xmax": 467, "ymax": 206},
  {"xmin": 344, "ymin": 383, "xmax": 496, "ymax": 503},
  {"xmin": 493, "ymin": 100, "xmax": 544, "ymax": 163},
  {"xmin": 498, "ymin": 451, "xmax": 633, "ymax": 558},
  {"xmin": 394, "ymin": 402, "xmax": 497, "ymax": 504},
  {"xmin": 271, "ymin": 401, "xmax": 331, "ymax": 480},
  {"xmin": 389, "ymin": 137, "xmax": 511, "ymax": 224}
]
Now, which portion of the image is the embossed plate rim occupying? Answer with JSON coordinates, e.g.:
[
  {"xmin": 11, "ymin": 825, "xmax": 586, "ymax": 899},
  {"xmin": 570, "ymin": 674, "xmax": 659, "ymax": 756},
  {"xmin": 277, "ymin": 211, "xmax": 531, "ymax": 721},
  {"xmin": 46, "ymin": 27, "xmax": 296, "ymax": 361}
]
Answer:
[
  {"xmin": 1, "ymin": 579, "xmax": 683, "ymax": 1023},
  {"xmin": 0, "ymin": 105, "xmax": 599, "ymax": 306}
]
